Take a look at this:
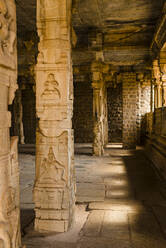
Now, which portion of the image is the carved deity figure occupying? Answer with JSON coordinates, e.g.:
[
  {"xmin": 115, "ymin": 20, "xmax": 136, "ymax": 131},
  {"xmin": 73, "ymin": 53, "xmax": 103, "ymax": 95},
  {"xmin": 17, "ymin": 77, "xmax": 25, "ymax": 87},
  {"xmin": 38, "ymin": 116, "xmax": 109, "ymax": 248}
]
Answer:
[
  {"xmin": 42, "ymin": 74, "xmax": 61, "ymax": 101},
  {"xmin": 0, "ymin": 187, "xmax": 20, "ymax": 248},
  {"xmin": 0, "ymin": 0, "xmax": 16, "ymax": 55},
  {"xmin": 40, "ymin": 147, "xmax": 66, "ymax": 185}
]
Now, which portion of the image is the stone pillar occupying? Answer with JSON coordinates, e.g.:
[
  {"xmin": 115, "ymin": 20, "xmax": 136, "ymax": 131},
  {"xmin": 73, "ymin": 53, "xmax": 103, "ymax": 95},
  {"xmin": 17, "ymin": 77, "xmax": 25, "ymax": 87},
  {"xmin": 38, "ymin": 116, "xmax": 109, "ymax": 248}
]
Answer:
[
  {"xmin": 0, "ymin": 0, "xmax": 21, "ymax": 247},
  {"xmin": 91, "ymin": 62, "xmax": 106, "ymax": 156},
  {"xmin": 151, "ymin": 78, "xmax": 155, "ymax": 112},
  {"xmin": 162, "ymin": 80, "xmax": 166, "ymax": 106},
  {"xmin": 157, "ymin": 82, "xmax": 163, "ymax": 108},
  {"xmin": 153, "ymin": 60, "xmax": 162, "ymax": 108},
  {"xmin": 12, "ymin": 89, "xmax": 25, "ymax": 144},
  {"xmin": 159, "ymin": 52, "xmax": 166, "ymax": 107},
  {"xmin": 102, "ymin": 64, "xmax": 109, "ymax": 146},
  {"xmin": 122, "ymin": 72, "xmax": 137, "ymax": 149},
  {"xmin": 34, "ymin": 0, "xmax": 75, "ymax": 233},
  {"xmin": 103, "ymin": 86, "xmax": 108, "ymax": 146}
]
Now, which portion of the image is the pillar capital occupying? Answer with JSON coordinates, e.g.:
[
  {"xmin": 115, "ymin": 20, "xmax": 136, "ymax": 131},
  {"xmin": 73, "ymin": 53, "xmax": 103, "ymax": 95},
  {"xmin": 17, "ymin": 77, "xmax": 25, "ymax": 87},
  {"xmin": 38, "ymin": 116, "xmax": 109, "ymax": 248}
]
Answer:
[
  {"xmin": 153, "ymin": 60, "xmax": 161, "ymax": 82},
  {"xmin": 92, "ymin": 81, "xmax": 104, "ymax": 90}
]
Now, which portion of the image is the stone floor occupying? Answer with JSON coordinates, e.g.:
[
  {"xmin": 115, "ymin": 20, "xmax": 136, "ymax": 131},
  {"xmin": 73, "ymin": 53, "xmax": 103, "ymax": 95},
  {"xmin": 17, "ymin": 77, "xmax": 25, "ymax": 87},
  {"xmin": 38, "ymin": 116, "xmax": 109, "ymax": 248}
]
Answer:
[{"xmin": 19, "ymin": 144, "xmax": 166, "ymax": 247}]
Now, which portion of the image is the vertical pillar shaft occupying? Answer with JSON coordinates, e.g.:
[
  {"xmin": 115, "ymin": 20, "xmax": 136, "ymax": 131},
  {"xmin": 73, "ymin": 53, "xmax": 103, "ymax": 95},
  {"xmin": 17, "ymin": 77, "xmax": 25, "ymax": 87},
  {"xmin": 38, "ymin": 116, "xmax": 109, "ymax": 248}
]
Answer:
[
  {"xmin": 162, "ymin": 81, "xmax": 166, "ymax": 106},
  {"xmin": 151, "ymin": 79, "xmax": 154, "ymax": 112},
  {"xmin": 34, "ymin": 0, "xmax": 75, "ymax": 233},
  {"xmin": 157, "ymin": 82, "xmax": 162, "ymax": 108},
  {"xmin": 103, "ymin": 86, "xmax": 108, "ymax": 146},
  {"xmin": 153, "ymin": 60, "xmax": 162, "ymax": 108},
  {"xmin": 0, "ymin": 0, "xmax": 21, "ymax": 247},
  {"xmin": 154, "ymin": 84, "xmax": 158, "ymax": 108},
  {"xmin": 159, "ymin": 51, "xmax": 166, "ymax": 107},
  {"xmin": 91, "ymin": 62, "xmax": 106, "ymax": 156}
]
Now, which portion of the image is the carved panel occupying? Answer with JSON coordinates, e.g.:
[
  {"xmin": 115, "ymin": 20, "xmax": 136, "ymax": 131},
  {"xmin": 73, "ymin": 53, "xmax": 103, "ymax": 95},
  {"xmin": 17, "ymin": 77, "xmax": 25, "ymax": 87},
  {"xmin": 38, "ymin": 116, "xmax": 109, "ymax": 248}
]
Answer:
[
  {"xmin": 0, "ymin": 0, "xmax": 16, "ymax": 69},
  {"xmin": 34, "ymin": 188, "xmax": 64, "ymax": 209},
  {"xmin": 2, "ymin": 187, "xmax": 21, "ymax": 248},
  {"xmin": 0, "ymin": 128, "xmax": 10, "ymax": 156},
  {"xmin": 42, "ymin": 73, "xmax": 61, "ymax": 102},
  {"xmin": 39, "ymin": 147, "xmax": 66, "ymax": 186}
]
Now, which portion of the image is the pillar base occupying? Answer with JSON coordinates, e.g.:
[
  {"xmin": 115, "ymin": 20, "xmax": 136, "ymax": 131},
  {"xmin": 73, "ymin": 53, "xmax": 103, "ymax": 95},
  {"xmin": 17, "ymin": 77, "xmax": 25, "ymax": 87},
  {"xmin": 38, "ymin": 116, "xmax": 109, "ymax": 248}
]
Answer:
[{"xmin": 34, "ymin": 185, "xmax": 75, "ymax": 233}]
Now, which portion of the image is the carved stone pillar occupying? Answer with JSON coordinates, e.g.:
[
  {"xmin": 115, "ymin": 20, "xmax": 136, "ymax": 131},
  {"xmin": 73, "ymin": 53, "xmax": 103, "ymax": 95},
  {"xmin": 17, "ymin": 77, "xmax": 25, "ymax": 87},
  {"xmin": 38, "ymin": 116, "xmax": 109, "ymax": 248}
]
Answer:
[
  {"xmin": 0, "ymin": 0, "xmax": 21, "ymax": 247},
  {"xmin": 157, "ymin": 82, "xmax": 163, "ymax": 108},
  {"xmin": 34, "ymin": 0, "xmax": 75, "ymax": 233},
  {"xmin": 151, "ymin": 78, "xmax": 155, "ymax": 112},
  {"xmin": 159, "ymin": 52, "xmax": 166, "ymax": 107},
  {"xmin": 153, "ymin": 60, "xmax": 162, "ymax": 108},
  {"xmin": 103, "ymin": 86, "xmax": 108, "ymax": 146},
  {"xmin": 91, "ymin": 62, "xmax": 106, "ymax": 156}
]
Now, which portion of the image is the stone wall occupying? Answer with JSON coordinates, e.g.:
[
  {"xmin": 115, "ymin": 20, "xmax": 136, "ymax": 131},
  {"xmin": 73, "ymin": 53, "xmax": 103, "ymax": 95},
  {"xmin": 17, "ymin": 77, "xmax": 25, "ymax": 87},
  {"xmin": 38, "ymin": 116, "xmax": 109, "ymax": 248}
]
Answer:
[
  {"xmin": 73, "ymin": 81, "xmax": 93, "ymax": 143},
  {"xmin": 122, "ymin": 73, "xmax": 137, "ymax": 149},
  {"xmin": 107, "ymin": 84, "xmax": 123, "ymax": 143},
  {"xmin": 144, "ymin": 108, "xmax": 166, "ymax": 180},
  {"xmin": 22, "ymin": 88, "xmax": 36, "ymax": 144}
]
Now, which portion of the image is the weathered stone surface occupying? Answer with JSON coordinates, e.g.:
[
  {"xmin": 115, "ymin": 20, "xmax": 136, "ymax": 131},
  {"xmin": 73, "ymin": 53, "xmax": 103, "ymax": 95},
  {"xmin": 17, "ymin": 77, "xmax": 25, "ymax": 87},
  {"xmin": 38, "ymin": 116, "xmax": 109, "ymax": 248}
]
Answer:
[
  {"xmin": 91, "ymin": 62, "xmax": 108, "ymax": 156},
  {"xmin": 19, "ymin": 146, "xmax": 166, "ymax": 248},
  {"xmin": 81, "ymin": 210, "xmax": 104, "ymax": 237},
  {"xmin": 133, "ymin": 238, "xmax": 166, "ymax": 248},
  {"xmin": 78, "ymin": 237, "xmax": 131, "ymax": 248},
  {"xmin": 107, "ymin": 84, "xmax": 123, "ymax": 143},
  {"xmin": 89, "ymin": 200, "xmax": 146, "ymax": 213},
  {"xmin": 102, "ymin": 211, "xmax": 130, "ymax": 240},
  {"xmin": 122, "ymin": 73, "xmax": 137, "ymax": 149},
  {"xmin": 33, "ymin": 0, "xmax": 75, "ymax": 233},
  {"xmin": 152, "ymin": 206, "xmax": 166, "ymax": 238},
  {"xmin": 76, "ymin": 183, "xmax": 105, "ymax": 202},
  {"xmin": 73, "ymin": 81, "xmax": 93, "ymax": 143},
  {"xmin": 129, "ymin": 213, "xmax": 163, "ymax": 241},
  {"xmin": 0, "ymin": 1, "xmax": 22, "ymax": 247},
  {"xmin": 106, "ymin": 188, "xmax": 134, "ymax": 200}
]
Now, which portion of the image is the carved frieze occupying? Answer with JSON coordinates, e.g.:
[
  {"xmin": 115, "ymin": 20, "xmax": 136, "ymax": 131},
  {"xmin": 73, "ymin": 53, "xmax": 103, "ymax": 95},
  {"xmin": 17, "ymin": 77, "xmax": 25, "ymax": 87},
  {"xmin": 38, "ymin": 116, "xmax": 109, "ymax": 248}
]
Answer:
[{"xmin": 0, "ymin": 0, "xmax": 16, "ymax": 69}]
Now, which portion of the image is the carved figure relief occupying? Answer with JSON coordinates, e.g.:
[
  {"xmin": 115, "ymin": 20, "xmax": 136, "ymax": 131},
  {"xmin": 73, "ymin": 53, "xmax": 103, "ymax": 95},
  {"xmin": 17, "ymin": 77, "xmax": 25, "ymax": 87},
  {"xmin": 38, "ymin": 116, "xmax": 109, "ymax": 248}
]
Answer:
[
  {"xmin": 0, "ymin": 187, "xmax": 20, "ymax": 248},
  {"xmin": 93, "ymin": 122, "xmax": 101, "ymax": 147},
  {"xmin": 42, "ymin": 74, "xmax": 61, "ymax": 101},
  {"xmin": 39, "ymin": 147, "xmax": 66, "ymax": 185},
  {"xmin": 58, "ymin": 132, "xmax": 68, "ymax": 153},
  {"xmin": 0, "ymin": 0, "xmax": 16, "ymax": 56}
]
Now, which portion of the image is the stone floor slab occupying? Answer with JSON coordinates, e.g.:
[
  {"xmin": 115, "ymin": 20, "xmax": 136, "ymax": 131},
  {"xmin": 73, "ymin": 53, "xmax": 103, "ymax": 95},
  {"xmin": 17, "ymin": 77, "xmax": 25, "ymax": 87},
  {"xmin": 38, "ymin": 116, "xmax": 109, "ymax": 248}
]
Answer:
[
  {"xmin": 76, "ymin": 183, "xmax": 105, "ymax": 202},
  {"xmin": 89, "ymin": 200, "xmax": 146, "ymax": 213},
  {"xmin": 81, "ymin": 210, "xmax": 104, "ymax": 237},
  {"xmin": 77, "ymin": 237, "xmax": 131, "ymax": 248},
  {"xmin": 129, "ymin": 213, "xmax": 163, "ymax": 242},
  {"xmin": 101, "ymin": 211, "xmax": 130, "ymax": 241},
  {"xmin": 152, "ymin": 206, "xmax": 166, "ymax": 238}
]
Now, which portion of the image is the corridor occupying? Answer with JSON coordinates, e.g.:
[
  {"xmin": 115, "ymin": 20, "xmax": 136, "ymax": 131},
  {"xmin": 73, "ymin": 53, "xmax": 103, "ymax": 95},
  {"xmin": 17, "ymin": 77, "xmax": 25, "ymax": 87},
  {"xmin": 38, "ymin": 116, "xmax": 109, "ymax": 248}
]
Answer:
[{"xmin": 21, "ymin": 146, "xmax": 166, "ymax": 248}]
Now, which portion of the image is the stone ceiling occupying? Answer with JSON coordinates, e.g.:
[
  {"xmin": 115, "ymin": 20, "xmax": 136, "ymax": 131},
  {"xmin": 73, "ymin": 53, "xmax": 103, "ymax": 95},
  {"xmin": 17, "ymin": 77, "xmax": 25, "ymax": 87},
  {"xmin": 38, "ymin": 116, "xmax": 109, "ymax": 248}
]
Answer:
[
  {"xmin": 16, "ymin": 0, "xmax": 165, "ymax": 66},
  {"xmin": 72, "ymin": 0, "xmax": 164, "ymax": 66}
]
